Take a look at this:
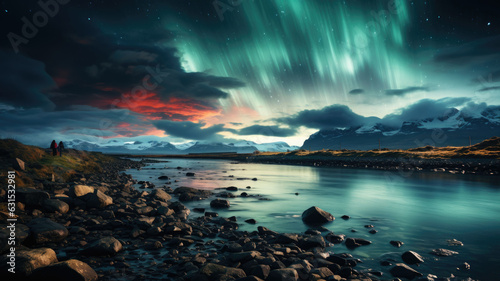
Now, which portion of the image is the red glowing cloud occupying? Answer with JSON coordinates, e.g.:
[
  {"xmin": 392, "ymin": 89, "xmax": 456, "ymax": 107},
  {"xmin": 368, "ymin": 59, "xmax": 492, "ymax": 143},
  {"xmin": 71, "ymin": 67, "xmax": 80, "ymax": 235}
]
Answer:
[{"xmin": 109, "ymin": 93, "xmax": 222, "ymax": 122}]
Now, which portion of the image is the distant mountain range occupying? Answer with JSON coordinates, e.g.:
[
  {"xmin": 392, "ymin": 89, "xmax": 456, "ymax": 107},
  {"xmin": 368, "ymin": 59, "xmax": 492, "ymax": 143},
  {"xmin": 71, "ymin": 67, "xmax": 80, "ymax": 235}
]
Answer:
[
  {"xmin": 302, "ymin": 107, "xmax": 500, "ymax": 150},
  {"xmin": 66, "ymin": 139, "xmax": 299, "ymax": 154}
]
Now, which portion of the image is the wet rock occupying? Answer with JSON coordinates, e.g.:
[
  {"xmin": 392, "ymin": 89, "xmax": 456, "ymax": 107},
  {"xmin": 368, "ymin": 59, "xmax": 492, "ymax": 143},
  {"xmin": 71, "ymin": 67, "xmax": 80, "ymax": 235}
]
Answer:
[
  {"xmin": 191, "ymin": 263, "xmax": 246, "ymax": 280},
  {"xmin": 158, "ymin": 175, "xmax": 169, "ymax": 180},
  {"xmin": 301, "ymin": 206, "xmax": 334, "ymax": 225},
  {"xmin": 31, "ymin": 259, "xmax": 98, "ymax": 281},
  {"xmin": 152, "ymin": 188, "xmax": 172, "ymax": 202},
  {"xmin": 193, "ymin": 208, "xmax": 205, "ymax": 213},
  {"xmin": 226, "ymin": 186, "xmax": 238, "ymax": 191},
  {"xmin": 165, "ymin": 222, "xmax": 193, "ymax": 235},
  {"xmin": 325, "ymin": 233, "xmax": 345, "ymax": 244},
  {"xmin": 247, "ymin": 264, "xmax": 270, "ymax": 279},
  {"xmin": 245, "ymin": 219, "xmax": 257, "ymax": 224},
  {"xmin": 429, "ymin": 248, "xmax": 458, "ymax": 256},
  {"xmin": 390, "ymin": 240, "xmax": 404, "ymax": 248},
  {"xmin": 458, "ymin": 262, "xmax": 470, "ymax": 271},
  {"xmin": 186, "ymin": 172, "xmax": 195, "ymax": 177},
  {"xmin": 27, "ymin": 218, "xmax": 68, "ymax": 244},
  {"xmin": 390, "ymin": 263, "xmax": 423, "ymax": 279},
  {"xmin": 42, "ymin": 199, "xmax": 69, "ymax": 214},
  {"xmin": 81, "ymin": 236, "xmax": 123, "ymax": 256},
  {"xmin": 69, "ymin": 185, "xmax": 94, "ymax": 198},
  {"xmin": 402, "ymin": 251, "xmax": 424, "ymax": 265},
  {"xmin": 0, "ymin": 248, "xmax": 57, "ymax": 277},
  {"xmin": 345, "ymin": 237, "xmax": 372, "ymax": 248},
  {"xmin": 17, "ymin": 187, "xmax": 50, "ymax": 207},
  {"xmin": 341, "ymin": 215, "xmax": 350, "ymax": 220},
  {"xmin": 275, "ymin": 233, "xmax": 298, "ymax": 244},
  {"xmin": 267, "ymin": 268, "xmax": 299, "ymax": 281},
  {"xmin": 369, "ymin": 229, "xmax": 378, "ymax": 234},
  {"xmin": 310, "ymin": 267, "xmax": 334, "ymax": 279},
  {"xmin": 210, "ymin": 199, "xmax": 230, "ymax": 208},
  {"xmin": 205, "ymin": 212, "xmax": 219, "ymax": 217},
  {"xmin": 228, "ymin": 251, "xmax": 261, "ymax": 263},
  {"xmin": 174, "ymin": 186, "xmax": 212, "ymax": 201},
  {"xmin": 300, "ymin": 235, "xmax": 326, "ymax": 249},
  {"xmin": 447, "ymin": 238, "xmax": 464, "ymax": 246}
]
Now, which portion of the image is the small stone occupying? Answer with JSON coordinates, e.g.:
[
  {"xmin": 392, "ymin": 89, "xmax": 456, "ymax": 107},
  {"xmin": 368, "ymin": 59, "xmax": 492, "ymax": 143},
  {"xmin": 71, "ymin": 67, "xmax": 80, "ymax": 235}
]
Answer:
[{"xmin": 390, "ymin": 240, "xmax": 404, "ymax": 248}]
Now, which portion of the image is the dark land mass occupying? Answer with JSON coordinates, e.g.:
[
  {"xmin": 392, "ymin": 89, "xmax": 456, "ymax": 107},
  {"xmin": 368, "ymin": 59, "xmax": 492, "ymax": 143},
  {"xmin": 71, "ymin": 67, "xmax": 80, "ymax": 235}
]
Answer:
[
  {"xmin": 0, "ymin": 138, "xmax": 490, "ymax": 280},
  {"xmin": 119, "ymin": 136, "xmax": 500, "ymax": 176}
]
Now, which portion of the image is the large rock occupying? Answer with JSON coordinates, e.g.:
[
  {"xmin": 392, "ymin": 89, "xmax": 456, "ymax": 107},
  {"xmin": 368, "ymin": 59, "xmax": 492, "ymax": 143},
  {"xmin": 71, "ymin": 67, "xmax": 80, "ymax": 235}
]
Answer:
[
  {"xmin": 248, "ymin": 264, "xmax": 270, "ymax": 280},
  {"xmin": 152, "ymin": 188, "xmax": 172, "ymax": 202},
  {"xmin": 0, "ymin": 224, "xmax": 29, "ymax": 253},
  {"xmin": 84, "ymin": 190, "xmax": 113, "ymax": 208},
  {"xmin": 228, "ymin": 251, "xmax": 261, "ymax": 263},
  {"xmin": 194, "ymin": 263, "xmax": 246, "ymax": 280},
  {"xmin": 17, "ymin": 188, "xmax": 50, "ymax": 207},
  {"xmin": 15, "ymin": 158, "xmax": 26, "ymax": 170},
  {"xmin": 301, "ymin": 206, "xmax": 334, "ymax": 225},
  {"xmin": 27, "ymin": 218, "xmax": 68, "ymax": 244},
  {"xmin": 390, "ymin": 263, "xmax": 423, "ymax": 279},
  {"xmin": 267, "ymin": 268, "xmax": 299, "ymax": 281},
  {"xmin": 0, "ymin": 248, "xmax": 57, "ymax": 277},
  {"xmin": 31, "ymin": 259, "xmax": 98, "ymax": 281},
  {"xmin": 174, "ymin": 186, "xmax": 212, "ymax": 201},
  {"xmin": 81, "ymin": 236, "xmax": 122, "ymax": 256},
  {"xmin": 69, "ymin": 185, "xmax": 94, "ymax": 198},
  {"xmin": 42, "ymin": 199, "xmax": 69, "ymax": 214},
  {"xmin": 210, "ymin": 199, "xmax": 230, "ymax": 208},
  {"xmin": 429, "ymin": 248, "xmax": 459, "ymax": 256},
  {"xmin": 402, "ymin": 250, "xmax": 424, "ymax": 265}
]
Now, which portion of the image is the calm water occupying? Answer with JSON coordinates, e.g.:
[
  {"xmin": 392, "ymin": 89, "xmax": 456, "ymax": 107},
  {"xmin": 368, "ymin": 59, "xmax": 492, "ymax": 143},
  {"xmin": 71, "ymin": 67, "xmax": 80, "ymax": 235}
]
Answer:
[{"xmin": 126, "ymin": 158, "xmax": 500, "ymax": 280}]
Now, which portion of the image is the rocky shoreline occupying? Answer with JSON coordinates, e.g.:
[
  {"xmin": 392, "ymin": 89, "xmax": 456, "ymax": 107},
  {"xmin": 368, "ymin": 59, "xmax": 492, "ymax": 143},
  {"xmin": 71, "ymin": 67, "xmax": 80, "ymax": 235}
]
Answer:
[{"xmin": 1, "ymin": 157, "xmax": 475, "ymax": 280}]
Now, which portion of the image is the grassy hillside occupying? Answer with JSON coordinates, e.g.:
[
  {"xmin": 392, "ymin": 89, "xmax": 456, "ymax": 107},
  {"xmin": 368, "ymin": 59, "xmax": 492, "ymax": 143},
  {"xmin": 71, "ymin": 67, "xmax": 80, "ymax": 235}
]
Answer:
[
  {"xmin": 0, "ymin": 139, "xmax": 119, "ymax": 188},
  {"xmin": 254, "ymin": 136, "xmax": 500, "ymax": 160}
]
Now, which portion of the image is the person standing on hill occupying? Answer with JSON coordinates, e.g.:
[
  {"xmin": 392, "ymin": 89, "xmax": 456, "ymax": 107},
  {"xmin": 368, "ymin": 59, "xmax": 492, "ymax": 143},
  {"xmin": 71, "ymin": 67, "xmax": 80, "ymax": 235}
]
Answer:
[
  {"xmin": 58, "ymin": 141, "xmax": 65, "ymax": 157},
  {"xmin": 50, "ymin": 140, "xmax": 57, "ymax": 156}
]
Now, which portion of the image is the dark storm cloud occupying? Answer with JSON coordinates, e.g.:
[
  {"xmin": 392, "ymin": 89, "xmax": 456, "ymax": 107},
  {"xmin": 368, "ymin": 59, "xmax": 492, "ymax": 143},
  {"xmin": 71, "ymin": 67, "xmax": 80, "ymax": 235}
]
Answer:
[
  {"xmin": 349, "ymin": 89, "xmax": 365, "ymax": 95},
  {"xmin": 477, "ymin": 86, "xmax": 500, "ymax": 92},
  {"xmin": 277, "ymin": 105, "xmax": 371, "ymax": 129},
  {"xmin": 236, "ymin": 125, "xmax": 297, "ymax": 137},
  {"xmin": 0, "ymin": 106, "xmax": 149, "ymax": 146},
  {"xmin": 0, "ymin": 51, "xmax": 55, "ymax": 110},
  {"xmin": 0, "ymin": 4, "xmax": 245, "ymax": 111},
  {"xmin": 385, "ymin": 86, "xmax": 429, "ymax": 96},
  {"xmin": 152, "ymin": 120, "xmax": 227, "ymax": 140}
]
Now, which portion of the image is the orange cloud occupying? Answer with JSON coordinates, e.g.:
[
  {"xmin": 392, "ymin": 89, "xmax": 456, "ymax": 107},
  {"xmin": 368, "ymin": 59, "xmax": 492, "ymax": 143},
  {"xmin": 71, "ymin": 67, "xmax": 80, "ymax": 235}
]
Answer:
[{"xmin": 110, "ymin": 93, "xmax": 221, "ymax": 122}]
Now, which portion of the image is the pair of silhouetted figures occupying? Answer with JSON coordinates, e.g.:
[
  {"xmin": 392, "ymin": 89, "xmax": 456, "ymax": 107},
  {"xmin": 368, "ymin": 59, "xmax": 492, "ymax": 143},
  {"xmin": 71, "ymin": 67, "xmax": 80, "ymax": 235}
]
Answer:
[{"xmin": 50, "ymin": 140, "xmax": 65, "ymax": 156}]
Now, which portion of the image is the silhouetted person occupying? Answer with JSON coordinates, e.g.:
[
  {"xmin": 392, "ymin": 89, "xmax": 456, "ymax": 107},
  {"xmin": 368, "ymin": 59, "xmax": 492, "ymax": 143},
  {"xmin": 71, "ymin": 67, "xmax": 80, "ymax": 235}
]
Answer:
[
  {"xmin": 50, "ymin": 140, "xmax": 57, "ymax": 156},
  {"xmin": 58, "ymin": 141, "xmax": 65, "ymax": 157}
]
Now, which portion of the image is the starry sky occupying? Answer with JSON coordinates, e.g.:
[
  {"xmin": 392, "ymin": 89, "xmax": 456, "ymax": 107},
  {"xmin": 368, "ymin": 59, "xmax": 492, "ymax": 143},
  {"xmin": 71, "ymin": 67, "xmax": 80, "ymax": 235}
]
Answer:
[{"xmin": 0, "ymin": 0, "xmax": 499, "ymax": 146}]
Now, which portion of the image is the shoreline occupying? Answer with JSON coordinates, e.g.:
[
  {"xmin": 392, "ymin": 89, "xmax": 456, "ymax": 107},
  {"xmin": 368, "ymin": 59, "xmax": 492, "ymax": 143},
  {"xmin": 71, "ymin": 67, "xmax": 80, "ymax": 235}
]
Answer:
[
  {"xmin": 113, "ymin": 153, "xmax": 500, "ymax": 176},
  {"xmin": 0, "ymin": 147, "xmax": 486, "ymax": 280}
]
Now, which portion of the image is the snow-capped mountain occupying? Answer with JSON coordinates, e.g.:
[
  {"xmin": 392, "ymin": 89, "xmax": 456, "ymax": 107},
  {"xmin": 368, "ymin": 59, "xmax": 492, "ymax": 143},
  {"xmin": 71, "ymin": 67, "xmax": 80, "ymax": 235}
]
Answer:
[
  {"xmin": 301, "ymin": 107, "xmax": 500, "ymax": 150},
  {"xmin": 66, "ymin": 138, "xmax": 297, "ymax": 154}
]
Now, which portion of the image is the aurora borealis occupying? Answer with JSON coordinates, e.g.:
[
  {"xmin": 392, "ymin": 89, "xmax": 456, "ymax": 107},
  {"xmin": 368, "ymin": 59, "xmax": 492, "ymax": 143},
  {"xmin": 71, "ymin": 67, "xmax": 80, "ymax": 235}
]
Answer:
[{"xmin": 0, "ymin": 0, "xmax": 499, "ymax": 146}]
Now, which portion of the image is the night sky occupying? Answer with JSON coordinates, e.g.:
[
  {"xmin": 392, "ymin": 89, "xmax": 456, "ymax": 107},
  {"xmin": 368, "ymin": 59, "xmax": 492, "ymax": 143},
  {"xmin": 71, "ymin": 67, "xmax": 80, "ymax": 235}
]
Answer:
[{"xmin": 1, "ymin": 0, "xmax": 499, "ymax": 146}]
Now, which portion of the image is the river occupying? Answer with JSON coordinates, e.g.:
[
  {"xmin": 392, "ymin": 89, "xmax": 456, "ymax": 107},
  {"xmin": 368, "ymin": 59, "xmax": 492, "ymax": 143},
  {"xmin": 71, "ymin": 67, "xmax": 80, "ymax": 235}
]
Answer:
[{"xmin": 126, "ymin": 158, "xmax": 500, "ymax": 280}]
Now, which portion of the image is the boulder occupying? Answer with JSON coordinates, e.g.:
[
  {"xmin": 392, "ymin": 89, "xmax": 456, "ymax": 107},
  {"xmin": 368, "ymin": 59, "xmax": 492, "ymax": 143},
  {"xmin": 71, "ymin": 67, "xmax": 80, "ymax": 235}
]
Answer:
[
  {"xmin": 210, "ymin": 199, "xmax": 230, "ymax": 208},
  {"xmin": 402, "ymin": 251, "xmax": 424, "ymax": 265},
  {"xmin": 152, "ymin": 189, "xmax": 172, "ymax": 202},
  {"xmin": 15, "ymin": 158, "xmax": 25, "ymax": 170},
  {"xmin": 42, "ymin": 199, "xmax": 69, "ymax": 214},
  {"xmin": 325, "ymin": 233, "xmax": 345, "ymax": 244},
  {"xmin": 84, "ymin": 190, "xmax": 113, "ymax": 208},
  {"xmin": 390, "ymin": 263, "xmax": 423, "ymax": 279},
  {"xmin": 31, "ymin": 259, "xmax": 98, "ymax": 281},
  {"xmin": 267, "ymin": 268, "xmax": 299, "ymax": 281},
  {"xmin": 429, "ymin": 248, "xmax": 458, "ymax": 256},
  {"xmin": 228, "ymin": 251, "xmax": 261, "ymax": 263},
  {"xmin": 345, "ymin": 237, "xmax": 371, "ymax": 248},
  {"xmin": 69, "ymin": 185, "xmax": 94, "ymax": 198},
  {"xmin": 186, "ymin": 172, "xmax": 195, "ymax": 177},
  {"xmin": 0, "ymin": 248, "xmax": 57, "ymax": 277},
  {"xmin": 27, "ymin": 218, "xmax": 68, "ymax": 244},
  {"xmin": 195, "ymin": 263, "xmax": 246, "ymax": 280},
  {"xmin": 301, "ymin": 206, "xmax": 334, "ymax": 225},
  {"xmin": 158, "ymin": 175, "xmax": 169, "ymax": 180},
  {"xmin": 81, "ymin": 236, "xmax": 122, "ymax": 256},
  {"xmin": 0, "ymin": 223, "xmax": 29, "ymax": 253},
  {"xmin": 17, "ymin": 188, "xmax": 50, "ymax": 207},
  {"xmin": 247, "ymin": 264, "xmax": 270, "ymax": 280}
]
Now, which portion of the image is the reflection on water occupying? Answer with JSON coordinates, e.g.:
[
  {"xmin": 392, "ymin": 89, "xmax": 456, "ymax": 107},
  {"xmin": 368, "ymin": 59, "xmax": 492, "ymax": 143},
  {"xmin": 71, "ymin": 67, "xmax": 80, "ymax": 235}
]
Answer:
[{"xmin": 127, "ymin": 158, "xmax": 500, "ymax": 280}]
